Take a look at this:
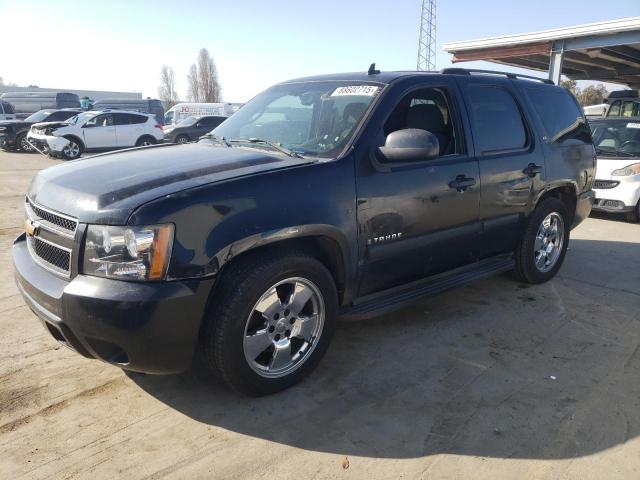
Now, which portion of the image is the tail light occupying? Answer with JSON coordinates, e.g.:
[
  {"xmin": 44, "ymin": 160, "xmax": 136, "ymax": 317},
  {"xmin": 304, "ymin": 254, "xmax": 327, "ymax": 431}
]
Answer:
[{"xmin": 155, "ymin": 124, "xmax": 163, "ymax": 130}]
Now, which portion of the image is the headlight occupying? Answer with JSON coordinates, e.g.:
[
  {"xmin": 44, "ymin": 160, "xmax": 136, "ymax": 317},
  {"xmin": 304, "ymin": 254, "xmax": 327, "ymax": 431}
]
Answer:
[
  {"xmin": 83, "ymin": 224, "xmax": 174, "ymax": 281},
  {"xmin": 611, "ymin": 162, "xmax": 640, "ymax": 176}
]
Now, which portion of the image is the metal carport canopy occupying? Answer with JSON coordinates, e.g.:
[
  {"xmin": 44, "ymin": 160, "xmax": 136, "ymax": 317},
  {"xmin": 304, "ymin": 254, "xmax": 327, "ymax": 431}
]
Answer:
[{"xmin": 442, "ymin": 17, "xmax": 640, "ymax": 89}]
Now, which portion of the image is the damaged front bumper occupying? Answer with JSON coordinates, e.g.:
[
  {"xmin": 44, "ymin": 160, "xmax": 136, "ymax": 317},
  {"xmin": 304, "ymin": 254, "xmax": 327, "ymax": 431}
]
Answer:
[{"xmin": 27, "ymin": 131, "xmax": 70, "ymax": 157}]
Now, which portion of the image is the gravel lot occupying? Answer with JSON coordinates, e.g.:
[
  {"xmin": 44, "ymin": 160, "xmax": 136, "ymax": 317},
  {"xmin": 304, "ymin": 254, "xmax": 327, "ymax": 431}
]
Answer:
[{"xmin": 1, "ymin": 149, "xmax": 639, "ymax": 479}]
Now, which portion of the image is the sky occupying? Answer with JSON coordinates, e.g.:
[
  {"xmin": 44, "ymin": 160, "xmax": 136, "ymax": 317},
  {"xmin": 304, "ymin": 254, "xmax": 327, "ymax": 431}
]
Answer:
[{"xmin": 1, "ymin": 0, "xmax": 639, "ymax": 102}]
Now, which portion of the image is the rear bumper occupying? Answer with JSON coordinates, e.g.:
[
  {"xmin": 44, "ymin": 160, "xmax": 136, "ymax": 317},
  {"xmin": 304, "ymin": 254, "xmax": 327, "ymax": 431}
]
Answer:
[
  {"xmin": 13, "ymin": 234, "xmax": 215, "ymax": 374},
  {"xmin": 572, "ymin": 190, "xmax": 595, "ymax": 229}
]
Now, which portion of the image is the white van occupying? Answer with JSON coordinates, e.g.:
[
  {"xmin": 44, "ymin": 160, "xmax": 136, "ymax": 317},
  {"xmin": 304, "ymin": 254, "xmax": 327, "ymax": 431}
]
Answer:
[{"xmin": 163, "ymin": 102, "xmax": 242, "ymax": 129}]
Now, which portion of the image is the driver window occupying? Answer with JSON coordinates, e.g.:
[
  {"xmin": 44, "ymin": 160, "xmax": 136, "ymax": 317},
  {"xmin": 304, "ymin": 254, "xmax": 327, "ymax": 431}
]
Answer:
[
  {"xmin": 85, "ymin": 114, "xmax": 113, "ymax": 128},
  {"xmin": 383, "ymin": 87, "xmax": 460, "ymax": 156}
]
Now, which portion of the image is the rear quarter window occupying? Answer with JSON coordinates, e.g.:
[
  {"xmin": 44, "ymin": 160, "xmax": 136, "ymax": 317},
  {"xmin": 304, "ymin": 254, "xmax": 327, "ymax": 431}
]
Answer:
[{"xmin": 525, "ymin": 87, "xmax": 591, "ymax": 144}]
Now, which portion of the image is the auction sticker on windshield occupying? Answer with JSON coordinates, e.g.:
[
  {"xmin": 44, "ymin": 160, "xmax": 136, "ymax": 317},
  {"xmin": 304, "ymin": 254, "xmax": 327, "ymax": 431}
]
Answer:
[{"xmin": 331, "ymin": 85, "xmax": 380, "ymax": 96}]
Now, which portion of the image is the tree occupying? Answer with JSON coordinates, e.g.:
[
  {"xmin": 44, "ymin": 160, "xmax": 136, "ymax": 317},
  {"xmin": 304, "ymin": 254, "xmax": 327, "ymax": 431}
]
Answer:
[
  {"xmin": 187, "ymin": 64, "xmax": 200, "ymax": 102},
  {"xmin": 197, "ymin": 48, "xmax": 221, "ymax": 102},
  {"xmin": 577, "ymin": 84, "xmax": 608, "ymax": 106},
  {"xmin": 186, "ymin": 48, "xmax": 221, "ymax": 102},
  {"xmin": 158, "ymin": 65, "xmax": 178, "ymax": 108},
  {"xmin": 560, "ymin": 78, "xmax": 608, "ymax": 106}
]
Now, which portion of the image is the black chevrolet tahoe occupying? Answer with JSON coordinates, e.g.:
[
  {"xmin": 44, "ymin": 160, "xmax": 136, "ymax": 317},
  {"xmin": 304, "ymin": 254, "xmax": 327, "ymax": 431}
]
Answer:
[{"xmin": 13, "ymin": 67, "xmax": 596, "ymax": 395}]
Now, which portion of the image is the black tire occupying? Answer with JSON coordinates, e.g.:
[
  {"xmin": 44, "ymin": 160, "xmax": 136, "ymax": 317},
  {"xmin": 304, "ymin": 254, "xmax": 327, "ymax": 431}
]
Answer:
[
  {"xmin": 61, "ymin": 137, "xmax": 83, "ymax": 160},
  {"xmin": 514, "ymin": 197, "xmax": 570, "ymax": 284},
  {"xmin": 136, "ymin": 136, "xmax": 156, "ymax": 147},
  {"xmin": 202, "ymin": 251, "xmax": 338, "ymax": 396},
  {"xmin": 17, "ymin": 133, "xmax": 33, "ymax": 153},
  {"xmin": 624, "ymin": 201, "xmax": 640, "ymax": 223},
  {"xmin": 175, "ymin": 134, "xmax": 190, "ymax": 144}
]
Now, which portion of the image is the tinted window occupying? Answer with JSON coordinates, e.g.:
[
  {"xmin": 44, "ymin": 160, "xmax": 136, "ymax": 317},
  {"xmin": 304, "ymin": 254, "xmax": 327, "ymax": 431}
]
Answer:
[
  {"xmin": 467, "ymin": 86, "xmax": 526, "ymax": 152},
  {"xmin": 526, "ymin": 88, "xmax": 590, "ymax": 144},
  {"xmin": 2, "ymin": 102, "xmax": 15, "ymax": 114},
  {"xmin": 113, "ymin": 113, "xmax": 131, "ymax": 125},
  {"xmin": 199, "ymin": 116, "xmax": 225, "ymax": 127},
  {"xmin": 129, "ymin": 114, "xmax": 147, "ymax": 124},
  {"xmin": 608, "ymin": 101, "xmax": 621, "ymax": 116}
]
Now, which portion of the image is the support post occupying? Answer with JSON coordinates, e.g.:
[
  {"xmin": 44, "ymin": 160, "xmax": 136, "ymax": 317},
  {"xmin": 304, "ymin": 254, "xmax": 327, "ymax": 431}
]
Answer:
[{"xmin": 549, "ymin": 40, "xmax": 565, "ymax": 85}]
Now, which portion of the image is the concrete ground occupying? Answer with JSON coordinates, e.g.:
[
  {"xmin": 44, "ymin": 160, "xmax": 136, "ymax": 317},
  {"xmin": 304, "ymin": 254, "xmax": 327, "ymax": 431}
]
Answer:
[{"xmin": 1, "ymin": 149, "xmax": 639, "ymax": 480}]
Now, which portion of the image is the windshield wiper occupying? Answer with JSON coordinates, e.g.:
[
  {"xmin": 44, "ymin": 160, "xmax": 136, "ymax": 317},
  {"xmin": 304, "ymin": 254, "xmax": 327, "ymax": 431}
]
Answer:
[
  {"xmin": 200, "ymin": 133, "xmax": 232, "ymax": 147},
  {"xmin": 230, "ymin": 138, "xmax": 304, "ymax": 158},
  {"xmin": 595, "ymin": 147, "xmax": 635, "ymax": 157}
]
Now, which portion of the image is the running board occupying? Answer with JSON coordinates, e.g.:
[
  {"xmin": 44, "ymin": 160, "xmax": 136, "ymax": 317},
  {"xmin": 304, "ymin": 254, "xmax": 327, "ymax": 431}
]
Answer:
[{"xmin": 341, "ymin": 254, "xmax": 515, "ymax": 320}]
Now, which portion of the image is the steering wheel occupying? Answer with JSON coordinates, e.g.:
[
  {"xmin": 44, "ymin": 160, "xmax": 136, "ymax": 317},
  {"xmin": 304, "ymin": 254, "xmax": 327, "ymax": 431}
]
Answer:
[{"xmin": 620, "ymin": 140, "xmax": 640, "ymax": 153}]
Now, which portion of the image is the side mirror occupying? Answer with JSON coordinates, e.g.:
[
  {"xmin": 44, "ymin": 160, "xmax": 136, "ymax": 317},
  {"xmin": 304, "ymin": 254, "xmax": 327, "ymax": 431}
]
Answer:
[{"xmin": 377, "ymin": 128, "xmax": 439, "ymax": 162}]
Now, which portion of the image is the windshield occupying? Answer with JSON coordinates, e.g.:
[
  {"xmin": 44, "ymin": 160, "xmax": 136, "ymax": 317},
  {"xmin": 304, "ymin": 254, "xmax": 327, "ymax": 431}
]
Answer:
[
  {"xmin": 64, "ymin": 112, "xmax": 96, "ymax": 125},
  {"xmin": 24, "ymin": 110, "xmax": 54, "ymax": 123},
  {"xmin": 590, "ymin": 119, "xmax": 640, "ymax": 157},
  {"xmin": 210, "ymin": 81, "xmax": 382, "ymax": 158},
  {"xmin": 177, "ymin": 116, "xmax": 199, "ymax": 127}
]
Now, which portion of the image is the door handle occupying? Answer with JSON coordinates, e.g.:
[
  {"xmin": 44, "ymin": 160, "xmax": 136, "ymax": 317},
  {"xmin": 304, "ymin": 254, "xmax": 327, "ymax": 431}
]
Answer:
[
  {"xmin": 449, "ymin": 174, "xmax": 476, "ymax": 192},
  {"xmin": 523, "ymin": 163, "xmax": 543, "ymax": 177}
]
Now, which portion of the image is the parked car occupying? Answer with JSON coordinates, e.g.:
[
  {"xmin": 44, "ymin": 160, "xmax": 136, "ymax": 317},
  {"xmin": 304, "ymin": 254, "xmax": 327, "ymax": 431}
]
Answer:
[
  {"xmin": 163, "ymin": 115, "xmax": 227, "ymax": 143},
  {"xmin": 27, "ymin": 110, "xmax": 164, "ymax": 159},
  {"xmin": 589, "ymin": 116, "xmax": 640, "ymax": 222},
  {"xmin": 91, "ymin": 98, "xmax": 165, "ymax": 124},
  {"xmin": 0, "ymin": 109, "xmax": 81, "ymax": 152},
  {"xmin": 0, "ymin": 92, "xmax": 80, "ymax": 118},
  {"xmin": 13, "ymin": 67, "xmax": 595, "ymax": 395},
  {"xmin": 163, "ymin": 102, "xmax": 242, "ymax": 128},
  {"xmin": 0, "ymin": 101, "xmax": 17, "ymax": 121},
  {"xmin": 605, "ymin": 90, "xmax": 639, "ymax": 118}
]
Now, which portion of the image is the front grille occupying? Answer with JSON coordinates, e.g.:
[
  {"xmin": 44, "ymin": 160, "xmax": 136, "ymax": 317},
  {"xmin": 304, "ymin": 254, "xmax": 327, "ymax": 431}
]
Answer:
[
  {"xmin": 25, "ymin": 198, "xmax": 77, "ymax": 277},
  {"xmin": 26, "ymin": 198, "xmax": 77, "ymax": 233},
  {"xmin": 27, "ymin": 236, "xmax": 71, "ymax": 275},
  {"xmin": 594, "ymin": 180, "xmax": 620, "ymax": 189}
]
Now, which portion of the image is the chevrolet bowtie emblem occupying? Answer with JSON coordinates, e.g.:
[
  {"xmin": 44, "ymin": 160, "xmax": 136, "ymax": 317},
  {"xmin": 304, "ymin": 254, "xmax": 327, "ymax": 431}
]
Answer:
[{"xmin": 25, "ymin": 219, "xmax": 38, "ymax": 237}]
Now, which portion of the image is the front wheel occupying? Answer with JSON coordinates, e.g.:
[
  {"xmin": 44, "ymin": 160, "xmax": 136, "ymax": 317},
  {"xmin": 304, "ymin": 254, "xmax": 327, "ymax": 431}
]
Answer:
[
  {"xmin": 61, "ymin": 138, "xmax": 82, "ymax": 160},
  {"xmin": 175, "ymin": 134, "xmax": 190, "ymax": 144},
  {"xmin": 17, "ymin": 133, "xmax": 33, "ymax": 153},
  {"xmin": 202, "ymin": 252, "xmax": 338, "ymax": 396},
  {"xmin": 514, "ymin": 197, "xmax": 570, "ymax": 284},
  {"xmin": 624, "ymin": 200, "xmax": 640, "ymax": 223}
]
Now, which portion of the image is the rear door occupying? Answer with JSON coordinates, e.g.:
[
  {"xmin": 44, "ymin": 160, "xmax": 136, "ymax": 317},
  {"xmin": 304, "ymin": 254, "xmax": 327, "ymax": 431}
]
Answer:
[
  {"xmin": 82, "ymin": 113, "xmax": 116, "ymax": 148},
  {"xmin": 114, "ymin": 113, "xmax": 148, "ymax": 146},
  {"xmin": 456, "ymin": 76, "xmax": 545, "ymax": 258}
]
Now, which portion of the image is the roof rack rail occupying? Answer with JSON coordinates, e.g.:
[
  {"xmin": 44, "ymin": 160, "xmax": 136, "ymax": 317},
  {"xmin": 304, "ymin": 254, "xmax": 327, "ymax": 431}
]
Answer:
[{"xmin": 441, "ymin": 68, "xmax": 554, "ymax": 84}]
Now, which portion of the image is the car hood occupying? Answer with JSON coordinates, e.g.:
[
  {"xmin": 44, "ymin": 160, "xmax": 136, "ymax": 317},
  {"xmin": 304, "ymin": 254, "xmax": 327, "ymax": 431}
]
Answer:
[
  {"xmin": 28, "ymin": 141, "xmax": 314, "ymax": 225},
  {"xmin": 31, "ymin": 121, "xmax": 70, "ymax": 129},
  {"xmin": 595, "ymin": 155, "xmax": 640, "ymax": 179}
]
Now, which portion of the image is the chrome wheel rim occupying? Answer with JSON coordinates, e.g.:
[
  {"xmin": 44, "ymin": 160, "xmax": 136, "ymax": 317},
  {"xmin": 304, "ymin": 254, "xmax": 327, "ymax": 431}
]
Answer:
[
  {"xmin": 177, "ymin": 136, "xmax": 189, "ymax": 144},
  {"xmin": 141, "ymin": 140, "xmax": 153, "ymax": 146},
  {"xmin": 534, "ymin": 212, "xmax": 565, "ymax": 272},
  {"xmin": 20, "ymin": 137, "xmax": 32, "ymax": 151},
  {"xmin": 243, "ymin": 277, "xmax": 325, "ymax": 378},
  {"xmin": 63, "ymin": 141, "xmax": 79, "ymax": 158}
]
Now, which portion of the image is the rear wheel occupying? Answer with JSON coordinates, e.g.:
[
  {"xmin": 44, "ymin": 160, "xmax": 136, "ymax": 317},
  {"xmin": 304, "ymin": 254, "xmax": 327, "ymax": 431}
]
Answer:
[
  {"xmin": 202, "ymin": 251, "xmax": 337, "ymax": 396},
  {"xmin": 62, "ymin": 138, "xmax": 82, "ymax": 160},
  {"xmin": 136, "ymin": 136, "xmax": 156, "ymax": 147},
  {"xmin": 514, "ymin": 197, "xmax": 570, "ymax": 284}
]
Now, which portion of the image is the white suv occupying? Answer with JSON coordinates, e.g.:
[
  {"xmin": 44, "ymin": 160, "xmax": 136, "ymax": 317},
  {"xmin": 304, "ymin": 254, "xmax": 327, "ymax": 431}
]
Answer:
[{"xmin": 27, "ymin": 110, "xmax": 164, "ymax": 160}]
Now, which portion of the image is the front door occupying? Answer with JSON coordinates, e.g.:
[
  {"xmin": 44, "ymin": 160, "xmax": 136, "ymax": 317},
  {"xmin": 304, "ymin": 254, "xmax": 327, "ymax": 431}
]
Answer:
[
  {"xmin": 356, "ymin": 80, "xmax": 481, "ymax": 296},
  {"xmin": 82, "ymin": 113, "xmax": 116, "ymax": 148}
]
